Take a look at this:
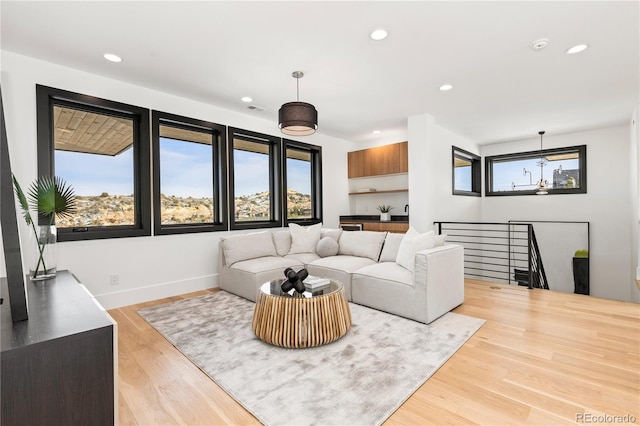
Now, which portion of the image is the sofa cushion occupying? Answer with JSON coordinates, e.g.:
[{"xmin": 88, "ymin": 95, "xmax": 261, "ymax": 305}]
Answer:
[
  {"xmin": 288, "ymin": 223, "xmax": 322, "ymax": 254},
  {"xmin": 272, "ymin": 230, "xmax": 292, "ymax": 256},
  {"xmin": 353, "ymin": 262, "xmax": 413, "ymax": 287},
  {"xmin": 338, "ymin": 231, "xmax": 387, "ymax": 261},
  {"xmin": 435, "ymin": 233, "xmax": 447, "ymax": 246},
  {"xmin": 230, "ymin": 256, "xmax": 303, "ymax": 274},
  {"xmin": 285, "ymin": 252, "xmax": 321, "ymax": 264},
  {"xmin": 396, "ymin": 228, "xmax": 435, "ymax": 272},
  {"xmin": 221, "ymin": 231, "xmax": 277, "ymax": 267},
  {"xmin": 316, "ymin": 237, "xmax": 339, "ymax": 257},
  {"xmin": 306, "ymin": 255, "xmax": 376, "ymax": 301},
  {"xmin": 379, "ymin": 233, "xmax": 404, "ymax": 262}
]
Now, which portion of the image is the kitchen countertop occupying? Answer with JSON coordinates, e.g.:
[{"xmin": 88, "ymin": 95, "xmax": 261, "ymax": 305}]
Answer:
[{"xmin": 340, "ymin": 215, "xmax": 409, "ymax": 223}]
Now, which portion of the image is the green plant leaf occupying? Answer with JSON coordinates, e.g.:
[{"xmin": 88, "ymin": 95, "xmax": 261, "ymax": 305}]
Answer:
[
  {"xmin": 12, "ymin": 174, "xmax": 33, "ymax": 226},
  {"xmin": 26, "ymin": 175, "xmax": 77, "ymax": 221}
]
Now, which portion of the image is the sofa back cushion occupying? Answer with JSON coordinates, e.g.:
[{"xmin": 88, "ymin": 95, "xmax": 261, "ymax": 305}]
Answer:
[
  {"xmin": 221, "ymin": 231, "xmax": 277, "ymax": 267},
  {"xmin": 379, "ymin": 232, "xmax": 405, "ymax": 262},
  {"xmin": 338, "ymin": 231, "xmax": 387, "ymax": 261}
]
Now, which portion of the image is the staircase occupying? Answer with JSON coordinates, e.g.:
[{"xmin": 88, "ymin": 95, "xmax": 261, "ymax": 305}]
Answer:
[{"xmin": 433, "ymin": 221, "xmax": 549, "ymax": 289}]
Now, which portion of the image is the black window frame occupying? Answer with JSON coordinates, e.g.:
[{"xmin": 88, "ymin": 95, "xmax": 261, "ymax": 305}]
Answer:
[
  {"xmin": 452, "ymin": 146, "xmax": 481, "ymax": 197},
  {"xmin": 151, "ymin": 111, "xmax": 228, "ymax": 235},
  {"xmin": 227, "ymin": 127, "xmax": 282, "ymax": 230},
  {"xmin": 485, "ymin": 145, "xmax": 587, "ymax": 196},
  {"xmin": 283, "ymin": 139, "xmax": 323, "ymax": 226},
  {"xmin": 36, "ymin": 84, "xmax": 151, "ymax": 241}
]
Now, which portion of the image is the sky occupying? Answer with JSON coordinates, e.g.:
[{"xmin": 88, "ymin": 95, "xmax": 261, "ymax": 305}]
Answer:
[{"xmin": 55, "ymin": 138, "xmax": 312, "ymax": 198}]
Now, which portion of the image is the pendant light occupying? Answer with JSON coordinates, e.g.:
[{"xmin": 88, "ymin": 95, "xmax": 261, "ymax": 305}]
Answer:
[
  {"xmin": 535, "ymin": 131, "xmax": 549, "ymax": 195},
  {"xmin": 279, "ymin": 71, "xmax": 318, "ymax": 136}
]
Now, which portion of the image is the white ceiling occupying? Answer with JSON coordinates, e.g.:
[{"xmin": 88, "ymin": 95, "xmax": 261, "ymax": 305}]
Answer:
[{"xmin": 1, "ymin": 1, "xmax": 638, "ymax": 145}]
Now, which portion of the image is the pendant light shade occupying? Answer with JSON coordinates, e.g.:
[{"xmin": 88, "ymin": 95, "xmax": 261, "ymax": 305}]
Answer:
[
  {"xmin": 536, "ymin": 130, "xmax": 549, "ymax": 195},
  {"xmin": 279, "ymin": 71, "xmax": 317, "ymax": 136}
]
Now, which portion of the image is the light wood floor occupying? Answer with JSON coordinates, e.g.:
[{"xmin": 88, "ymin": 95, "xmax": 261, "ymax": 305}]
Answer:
[{"xmin": 109, "ymin": 280, "xmax": 640, "ymax": 425}]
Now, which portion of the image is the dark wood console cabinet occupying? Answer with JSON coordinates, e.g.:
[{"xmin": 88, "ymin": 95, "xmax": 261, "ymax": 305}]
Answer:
[{"xmin": 1, "ymin": 270, "xmax": 116, "ymax": 425}]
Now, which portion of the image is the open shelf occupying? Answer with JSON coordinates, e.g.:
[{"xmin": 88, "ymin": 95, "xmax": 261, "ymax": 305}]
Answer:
[{"xmin": 349, "ymin": 189, "xmax": 408, "ymax": 195}]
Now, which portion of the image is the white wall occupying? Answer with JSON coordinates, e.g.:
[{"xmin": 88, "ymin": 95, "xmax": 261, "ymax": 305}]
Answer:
[
  {"xmin": 0, "ymin": 50, "xmax": 353, "ymax": 308},
  {"xmin": 408, "ymin": 114, "xmax": 482, "ymax": 233},
  {"xmin": 481, "ymin": 125, "xmax": 634, "ymax": 302},
  {"xmin": 631, "ymin": 104, "xmax": 640, "ymax": 302}
]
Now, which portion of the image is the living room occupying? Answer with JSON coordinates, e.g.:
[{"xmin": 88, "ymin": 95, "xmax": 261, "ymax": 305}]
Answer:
[{"xmin": 1, "ymin": 1, "xmax": 639, "ymax": 425}]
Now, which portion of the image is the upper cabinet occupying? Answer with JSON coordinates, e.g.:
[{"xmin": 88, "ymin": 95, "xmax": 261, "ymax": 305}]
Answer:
[{"xmin": 348, "ymin": 141, "xmax": 408, "ymax": 178}]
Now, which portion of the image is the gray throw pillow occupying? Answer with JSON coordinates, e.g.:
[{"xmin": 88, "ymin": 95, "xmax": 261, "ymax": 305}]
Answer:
[{"xmin": 316, "ymin": 236, "xmax": 339, "ymax": 257}]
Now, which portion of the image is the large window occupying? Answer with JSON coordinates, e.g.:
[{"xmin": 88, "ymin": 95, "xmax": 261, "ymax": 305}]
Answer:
[
  {"xmin": 36, "ymin": 85, "xmax": 151, "ymax": 241},
  {"xmin": 152, "ymin": 111, "xmax": 227, "ymax": 235},
  {"xmin": 228, "ymin": 128, "xmax": 281, "ymax": 230},
  {"xmin": 452, "ymin": 146, "xmax": 481, "ymax": 196},
  {"xmin": 284, "ymin": 140, "xmax": 322, "ymax": 225},
  {"xmin": 485, "ymin": 145, "xmax": 587, "ymax": 196}
]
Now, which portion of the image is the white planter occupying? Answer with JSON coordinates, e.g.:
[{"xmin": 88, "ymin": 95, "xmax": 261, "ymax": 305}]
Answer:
[{"xmin": 380, "ymin": 213, "xmax": 391, "ymax": 222}]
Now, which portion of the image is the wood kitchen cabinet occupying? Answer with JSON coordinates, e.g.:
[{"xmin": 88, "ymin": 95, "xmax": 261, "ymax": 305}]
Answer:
[
  {"xmin": 348, "ymin": 141, "xmax": 408, "ymax": 178},
  {"xmin": 340, "ymin": 220, "xmax": 409, "ymax": 234}
]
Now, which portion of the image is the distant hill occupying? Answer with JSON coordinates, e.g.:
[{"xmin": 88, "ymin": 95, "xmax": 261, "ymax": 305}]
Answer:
[{"xmin": 56, "ymin": 189, "xmax": 312, "ymax": 228}]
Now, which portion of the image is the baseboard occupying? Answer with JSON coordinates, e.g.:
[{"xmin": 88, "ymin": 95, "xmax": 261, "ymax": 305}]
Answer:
[{"xmin": 95, "ymin": 274, "xmax": 218, "ymax": 310}]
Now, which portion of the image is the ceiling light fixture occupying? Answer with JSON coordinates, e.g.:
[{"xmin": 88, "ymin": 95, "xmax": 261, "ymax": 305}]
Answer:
[
  {"xmin": 440, "ymin": 84, "xmax": 453, "ymax": 91},
  {"xmin": 566, "ymin": 44, "xmax": 588, "ymax": 54},
  {"xmin": 278, "ymin": 71, "xmax": 318, "ymax": 136},
  {"xmin": 103, "ymin": 53, "xmax": 122, "ymax": 63},
  {"xmin": 530, "ymin": 38, "xmax": 549, "ymax": 51},
  {"xmin": 535, "ymin": 131, "xmax": 549, "ymax": 195},
  {"xmin": 241, "ymin": 96, "xmax": 253, "ymax": 103},
  {"xmin": 370, "ymin": 29, "xmax": 388, "ymax": 41},
  {"xmin": 372, "ymin": 130, "xmax": 381, "ymax": 135}
]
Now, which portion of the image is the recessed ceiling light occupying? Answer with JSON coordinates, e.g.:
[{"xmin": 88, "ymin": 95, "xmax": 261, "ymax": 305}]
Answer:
[
  {"xmin": 370, "ymin": 29, "xmax": 388, "ymax": 41},
  {"xmin": 439, "ymin": 84, "xmax": 453, "ymax": 91},
  {"xmin": 241, "ymin": 96, "xmax": 253, "ymax": 103},
  {"xmin": 103, "ymin": 53, "xmax": 122, "ymax": 63},
  {"xmin": 372, "ymin": 130, "xmax": 381, "ymax": 134},
  {"xmin": 566, "ymin": 44, "xmax": 588, "ymax": 54},
  {"xmin": 530, "ymin": 38, "xmax": 549, "ymax": 51}
]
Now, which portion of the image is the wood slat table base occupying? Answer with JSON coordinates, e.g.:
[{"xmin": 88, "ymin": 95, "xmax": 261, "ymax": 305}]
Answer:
[{"xmin": 252, "ymin": 288, "xmax": 352, "ymax": 348}]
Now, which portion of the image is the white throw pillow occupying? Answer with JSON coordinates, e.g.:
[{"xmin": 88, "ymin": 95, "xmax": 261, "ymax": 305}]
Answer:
[
  {"xmin": 321, "ymin": 228, "xmax": 343, "ymax": 242},
  {"xmin": 272, "ymin": 230, "xmax": 292, "ymax": 256},
  {"xmin": 316, "ymin": 237, "xmax": 339, "ymax": 257},
  {"xmin": 288, "ymin": 223, "xmax": 322, "ymax": 254},
  {"xmin": 434, "ymin": 233, "xmax": 447, "ymax": 247},
  {"xmin": 395, "ymin": 227, "xmax": 436, "ymax": 272},
  {"xmin": 221, "ymin": 232, "xmax": 277, "ymax": 267}
]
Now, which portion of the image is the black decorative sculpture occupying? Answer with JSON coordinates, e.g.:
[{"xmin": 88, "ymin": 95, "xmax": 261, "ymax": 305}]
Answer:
[{"xmin": 281, "ymin": 267, "xmax": 308, "ymax": 294}]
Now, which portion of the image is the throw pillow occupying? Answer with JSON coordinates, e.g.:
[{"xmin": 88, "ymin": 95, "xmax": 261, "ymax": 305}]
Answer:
[
  {"xmin": 272, "ymin": 230, "xmax": 292, "ymax": 256},
  {"xmin": 221, "ymin": 231, "xmax": 277, "ymax": 267},
  {"xmin": 316, "ymin": 237, "xmax": 339, "ymax": 257},
  {"xmin": 288, "ymin": 222, "xmax": 322, "ymax": 254},
  {"xmin": 321, "ymin": 228, "xmax": 343, "ymax": 242},
  {"xmin": 434, "ymin": 233, "xmax": 447, "ymax": 247},
  {"xmin": 395, "ymin": 227, "xmax": 436, "ymax": 272}
]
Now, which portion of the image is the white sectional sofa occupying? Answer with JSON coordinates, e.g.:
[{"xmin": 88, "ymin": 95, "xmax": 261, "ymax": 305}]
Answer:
[{"xmin": 218, "ymin": 226, "xmax": 464, "ymax": 324}]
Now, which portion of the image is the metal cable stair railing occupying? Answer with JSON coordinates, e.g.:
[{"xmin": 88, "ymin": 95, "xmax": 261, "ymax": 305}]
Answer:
[{"xmin": 434, "ymin": 221, "xmax": 549, "ymax": 289}]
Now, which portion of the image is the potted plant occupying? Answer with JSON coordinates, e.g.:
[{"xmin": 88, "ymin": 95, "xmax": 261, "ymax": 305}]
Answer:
[
  {"xmin": 13, "ymin": 175, "xmax": 76, "ymax": 281},
  {"xmin": 572, "ymin": 249, "xmax": 589, "ymax": 295},
  {"xmin": 377, "ymin": 204, "xmax": 394, "ymax": 222}
]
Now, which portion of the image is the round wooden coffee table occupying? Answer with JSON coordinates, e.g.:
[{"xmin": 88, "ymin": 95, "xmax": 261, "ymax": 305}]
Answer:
[{"xmin": 252, "ymin": 279, "xmax": 352, "ymax": 348}]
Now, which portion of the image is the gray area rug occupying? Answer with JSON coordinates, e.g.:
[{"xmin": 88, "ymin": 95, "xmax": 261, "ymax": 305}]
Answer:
[{"xmin": 138, "ymin": 291, "xmax": 484, "ymax": 426}]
